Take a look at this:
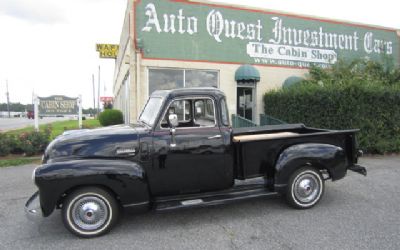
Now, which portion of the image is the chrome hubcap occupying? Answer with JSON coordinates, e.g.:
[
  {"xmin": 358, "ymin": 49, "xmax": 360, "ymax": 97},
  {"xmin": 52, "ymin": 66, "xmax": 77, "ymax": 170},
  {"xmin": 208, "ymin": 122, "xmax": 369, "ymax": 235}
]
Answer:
[
  {"xmin": 293, "ymin": 173, "xmax": 320, "ymax": 203},
  {"xmin": 71, "ymin": 196, "xmax": 109, "ymax": 231}
]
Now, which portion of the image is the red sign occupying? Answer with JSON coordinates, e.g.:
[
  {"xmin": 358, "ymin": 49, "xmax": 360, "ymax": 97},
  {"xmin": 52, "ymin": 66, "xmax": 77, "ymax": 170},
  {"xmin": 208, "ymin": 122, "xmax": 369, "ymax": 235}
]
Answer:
[{"xmin": 100, "ymin": 96, "xmax": 113, "ymax": 102}]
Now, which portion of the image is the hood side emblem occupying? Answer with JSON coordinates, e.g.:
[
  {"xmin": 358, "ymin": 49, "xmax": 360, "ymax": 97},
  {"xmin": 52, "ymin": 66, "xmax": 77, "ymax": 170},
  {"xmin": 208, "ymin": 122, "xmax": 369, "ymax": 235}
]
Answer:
[{"xmin": 116, "ymin": 148, "xmax": 136, "ymax": 155}]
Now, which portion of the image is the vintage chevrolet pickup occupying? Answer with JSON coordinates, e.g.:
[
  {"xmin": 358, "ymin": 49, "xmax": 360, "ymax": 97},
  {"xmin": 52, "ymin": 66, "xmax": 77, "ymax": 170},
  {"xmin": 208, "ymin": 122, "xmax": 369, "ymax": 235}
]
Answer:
[{"xmin": 26, "ymin": 88, "xmax": 366, "ymax": 237}]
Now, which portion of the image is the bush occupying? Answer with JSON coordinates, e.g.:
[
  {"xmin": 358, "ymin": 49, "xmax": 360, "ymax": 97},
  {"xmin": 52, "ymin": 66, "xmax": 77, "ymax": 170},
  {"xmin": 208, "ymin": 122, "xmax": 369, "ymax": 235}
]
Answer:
[
  {"xmin": 0, "ymin": 125, "xmax": 52, "ymax": 157},
  {"xmin": 306, "ymin": 58, "xmax": 400, "ymax": 87},
  {"xmin": 8, "ymin": 134, "xmax": 23, "ymax": 154},
  {"xmin": 98, "ymin": 109, "xmax": 124, "ymax": 126},
  {"xmin": 0, "ymin": 134, "xmax": 13, "ymax": 156},
  {"xmin": 263, "ymin": 60, "xmax": 400, "ymax": 154},
  {"xmin": 0, "ymin": 134, "xmax": 25, "ymax": 156},
  {"xmin": 18, "ymin": 127, "xmax": 52, "ymax": 156}
]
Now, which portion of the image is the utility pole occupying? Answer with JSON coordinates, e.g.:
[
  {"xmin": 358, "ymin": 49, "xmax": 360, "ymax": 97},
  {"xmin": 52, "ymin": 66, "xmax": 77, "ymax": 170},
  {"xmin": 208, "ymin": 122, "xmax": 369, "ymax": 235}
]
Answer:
[
  {"xmin": 97, "ymin": 66, "xmax": 100, "ymax": 116},
  {"xmin": 34, "ymin": 95, "xmax": 39, "ymax": 131},
  {"xmin": 92, "ymin": 74, "xmax": 95, "ymax": 116},
  {"xmin": 78, "ymin": 95, "xmax": 82, "ymax": 129},
  {"xmin": 6, "ymin": 80, "xmax": 10, "ymax": 118}
]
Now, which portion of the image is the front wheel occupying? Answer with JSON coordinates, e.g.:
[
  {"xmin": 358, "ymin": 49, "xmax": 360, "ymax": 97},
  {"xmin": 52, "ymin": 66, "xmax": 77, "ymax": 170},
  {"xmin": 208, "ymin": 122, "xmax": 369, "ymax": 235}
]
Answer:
[
  {"xmin": 62, "ymin": 187, "xmax": 119, "ymax": 238},
  {"xmin": 286, "ymin": 167, "xmax": 325, "ymax": 209}
]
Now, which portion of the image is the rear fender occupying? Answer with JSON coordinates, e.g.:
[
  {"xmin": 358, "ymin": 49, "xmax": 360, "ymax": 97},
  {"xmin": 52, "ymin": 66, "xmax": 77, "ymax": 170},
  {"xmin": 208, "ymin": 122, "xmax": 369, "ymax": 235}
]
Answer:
[
  {"xmin": 35, "ymin": 159, "xmax": 149, "ymax": 216},
  {"xmin": 274, "ymin": 143, "xmax": 346, "ymax": 193}
]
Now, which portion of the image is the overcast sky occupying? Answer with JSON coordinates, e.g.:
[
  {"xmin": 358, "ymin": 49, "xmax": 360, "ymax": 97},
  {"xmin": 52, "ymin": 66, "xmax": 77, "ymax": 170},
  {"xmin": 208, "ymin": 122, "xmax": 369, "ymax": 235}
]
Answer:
[{"xmin": 0, "ymin": 0, "xmax": 398, "ymax": 108}]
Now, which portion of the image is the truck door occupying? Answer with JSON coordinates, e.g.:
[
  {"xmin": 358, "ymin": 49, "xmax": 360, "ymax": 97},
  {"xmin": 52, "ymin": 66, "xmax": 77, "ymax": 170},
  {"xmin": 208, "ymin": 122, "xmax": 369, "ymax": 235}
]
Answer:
[{"xmin": 149, "ymin": 97, "xmax": 233, "ymax": 196}]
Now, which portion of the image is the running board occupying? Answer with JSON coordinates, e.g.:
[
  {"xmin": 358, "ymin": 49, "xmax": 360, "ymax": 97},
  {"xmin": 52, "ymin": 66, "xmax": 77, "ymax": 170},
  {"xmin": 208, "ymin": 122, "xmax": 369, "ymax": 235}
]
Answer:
[{"xmin": 154, "ymin": 187, "xmax": 278, "ymax": 212}]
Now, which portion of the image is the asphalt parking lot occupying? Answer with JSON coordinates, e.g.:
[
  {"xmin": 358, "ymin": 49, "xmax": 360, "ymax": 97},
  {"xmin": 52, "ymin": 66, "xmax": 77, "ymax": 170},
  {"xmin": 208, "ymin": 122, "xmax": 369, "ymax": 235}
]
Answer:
[{"xmin": 0, "ymin": 156, "xmax": 399, "ymax": 250}]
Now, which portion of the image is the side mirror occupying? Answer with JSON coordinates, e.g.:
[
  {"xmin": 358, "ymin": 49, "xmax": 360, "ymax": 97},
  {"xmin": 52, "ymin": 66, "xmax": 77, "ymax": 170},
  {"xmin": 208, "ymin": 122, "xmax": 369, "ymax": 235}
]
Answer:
[{"xmin": 168, "ymin": 114, "xmax": 178, "ymax": 128}]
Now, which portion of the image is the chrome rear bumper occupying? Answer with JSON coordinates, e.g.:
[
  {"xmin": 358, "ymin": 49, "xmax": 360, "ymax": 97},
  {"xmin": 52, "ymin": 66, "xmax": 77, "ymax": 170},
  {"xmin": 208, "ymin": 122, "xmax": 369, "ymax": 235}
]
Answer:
[{"xmin": 25, "ymin": 191, "xmax": 43, "ymax": 221}]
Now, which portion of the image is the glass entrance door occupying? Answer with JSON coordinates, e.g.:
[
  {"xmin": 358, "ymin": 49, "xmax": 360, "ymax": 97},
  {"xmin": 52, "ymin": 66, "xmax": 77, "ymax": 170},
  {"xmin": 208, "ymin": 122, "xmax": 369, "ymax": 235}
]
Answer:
[{"xmin": 237, "ymin": 87, "xmax": 254, "ymax": 121}]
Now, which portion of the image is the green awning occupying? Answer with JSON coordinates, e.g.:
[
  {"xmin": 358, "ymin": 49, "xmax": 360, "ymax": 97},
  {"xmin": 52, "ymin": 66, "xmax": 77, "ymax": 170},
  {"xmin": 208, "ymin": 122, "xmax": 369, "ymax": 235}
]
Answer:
[
  {"xmin": 283, "ymin": 76, "xmax": 303, "ymax": 88},
  {"xmin": 235, "ymin": 64, "xmax": 260, "ymax": 82}
]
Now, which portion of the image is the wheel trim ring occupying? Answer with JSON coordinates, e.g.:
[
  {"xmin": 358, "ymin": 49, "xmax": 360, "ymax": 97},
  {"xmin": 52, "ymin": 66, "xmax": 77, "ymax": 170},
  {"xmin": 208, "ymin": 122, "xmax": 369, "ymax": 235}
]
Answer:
[
  {"xmin": 66, "ymin": 192, "xmax": 113, "ymax": 236},
  {"xmin": 291, "ymin": 170, "xmax": 323, "ymax": 207}
]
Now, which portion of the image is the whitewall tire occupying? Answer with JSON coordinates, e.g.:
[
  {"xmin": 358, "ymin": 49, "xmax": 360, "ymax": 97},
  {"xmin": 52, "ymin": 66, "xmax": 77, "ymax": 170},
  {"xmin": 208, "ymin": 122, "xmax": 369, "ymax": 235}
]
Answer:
[
  {"xmin": 286, "ymin": 167, "xmax": 325, "ymax": 209},
  {"xmin": 62, "ymin": 187, "xmax": 119, "ymax": 238}
]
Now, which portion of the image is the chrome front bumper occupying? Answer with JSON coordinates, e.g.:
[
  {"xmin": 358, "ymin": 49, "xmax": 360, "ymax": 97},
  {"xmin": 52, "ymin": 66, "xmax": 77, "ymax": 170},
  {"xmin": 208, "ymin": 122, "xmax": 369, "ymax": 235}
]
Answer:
[{"xmin": 25, "ymin": 191, "xmax": 43, "ymax": 221}]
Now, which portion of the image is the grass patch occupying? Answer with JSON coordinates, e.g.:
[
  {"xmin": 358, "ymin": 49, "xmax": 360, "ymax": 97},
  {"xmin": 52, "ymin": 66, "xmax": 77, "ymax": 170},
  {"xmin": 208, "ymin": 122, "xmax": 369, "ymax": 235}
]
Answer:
[
  {"xmin": 6, "ymin": 119, "xmax": 101, "ymax": 139},
  {"xmin": 0, "ymin": 155, "xmax": 42, "ymax": 168}
]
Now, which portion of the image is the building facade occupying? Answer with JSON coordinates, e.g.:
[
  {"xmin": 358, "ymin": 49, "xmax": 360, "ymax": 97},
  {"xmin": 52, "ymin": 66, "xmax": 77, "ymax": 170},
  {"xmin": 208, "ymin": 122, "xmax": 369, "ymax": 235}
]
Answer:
[{"xmin": 113, "ymin": 0, "xmax": 400, "ymax": 124}]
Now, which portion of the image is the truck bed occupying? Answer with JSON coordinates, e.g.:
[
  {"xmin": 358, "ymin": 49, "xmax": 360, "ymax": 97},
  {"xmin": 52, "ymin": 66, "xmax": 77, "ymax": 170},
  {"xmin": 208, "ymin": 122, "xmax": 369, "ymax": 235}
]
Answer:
[{"xmin": 232, "ymin": 124, "xmax": 358, "ymax": 180}]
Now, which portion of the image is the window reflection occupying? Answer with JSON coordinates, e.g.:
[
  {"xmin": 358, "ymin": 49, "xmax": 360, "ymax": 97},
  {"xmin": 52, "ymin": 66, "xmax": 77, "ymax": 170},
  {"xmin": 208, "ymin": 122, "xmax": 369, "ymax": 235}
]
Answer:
[
  {"xmin": 185, "ymin": 70, "xmax": 218, "ymax": 88},
  {"xmin": 149, "ymin": 68, "xmax": 218, "ymax": 94},
  {"xmin": 149, "ymin": 69, "xmax": 183, "ymax": 94}
]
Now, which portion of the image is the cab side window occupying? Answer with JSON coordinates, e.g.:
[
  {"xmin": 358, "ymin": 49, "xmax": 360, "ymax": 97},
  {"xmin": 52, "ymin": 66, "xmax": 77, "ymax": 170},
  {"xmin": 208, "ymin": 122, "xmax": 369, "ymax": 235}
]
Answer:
[
  {"xmin": 161, "ymin": 100, "xmax": 191, "ymax": 128},
  {"xmin": 161, "ymin": 98, "xmax": 216, "ymax": 128}
]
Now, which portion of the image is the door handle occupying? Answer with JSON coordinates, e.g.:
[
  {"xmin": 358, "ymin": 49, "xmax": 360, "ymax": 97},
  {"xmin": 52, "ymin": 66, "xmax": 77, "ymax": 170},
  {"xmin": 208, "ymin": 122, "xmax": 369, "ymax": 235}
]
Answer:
[{"xmin": 208, "ymin": 135, "xmax": 222, "ymax": 140}]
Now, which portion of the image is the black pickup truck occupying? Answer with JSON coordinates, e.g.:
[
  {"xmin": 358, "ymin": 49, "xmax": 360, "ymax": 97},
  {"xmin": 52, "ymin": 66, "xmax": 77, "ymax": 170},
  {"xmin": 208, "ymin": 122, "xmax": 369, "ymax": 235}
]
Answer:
[{"xmin": 26, "ymin": 88, "xmax": 366, "ymax": 237}]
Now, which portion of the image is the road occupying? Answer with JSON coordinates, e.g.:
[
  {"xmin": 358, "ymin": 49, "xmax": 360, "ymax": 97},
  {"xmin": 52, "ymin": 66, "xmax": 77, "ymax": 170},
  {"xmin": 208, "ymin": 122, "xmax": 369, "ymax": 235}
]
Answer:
[
  {"xmin": 0, "ymin": 117, "xmax": 70, "ymax": 132},
  {"xmin": 0, "ymin": 156, "xmax": 399, "ymax": 250}
]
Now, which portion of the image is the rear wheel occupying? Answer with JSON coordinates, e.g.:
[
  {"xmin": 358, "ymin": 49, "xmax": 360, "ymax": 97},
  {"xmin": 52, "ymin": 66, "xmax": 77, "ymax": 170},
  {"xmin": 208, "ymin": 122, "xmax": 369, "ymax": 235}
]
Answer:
[
  {"xmin": 62, "ymin": 187, "xmax": 119, "ymax": 238},
  {"xmin": 286, "ymin": 167, "xmax": 324, "ymax": 209}
]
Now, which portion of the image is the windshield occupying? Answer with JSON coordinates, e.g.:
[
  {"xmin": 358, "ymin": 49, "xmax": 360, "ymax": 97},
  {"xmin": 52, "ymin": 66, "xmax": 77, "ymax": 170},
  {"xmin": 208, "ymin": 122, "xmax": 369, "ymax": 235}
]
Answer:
[{"xmin": 138, "ymin": 97, "xmax": 164, "ymax": 126}]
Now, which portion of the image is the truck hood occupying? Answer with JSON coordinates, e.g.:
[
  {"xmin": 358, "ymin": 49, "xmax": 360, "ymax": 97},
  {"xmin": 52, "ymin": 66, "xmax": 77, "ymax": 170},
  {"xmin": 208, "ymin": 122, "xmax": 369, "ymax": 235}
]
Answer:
[{"xmin": 43, "ymin": 124, "xmax": 149, "ymax": 162}]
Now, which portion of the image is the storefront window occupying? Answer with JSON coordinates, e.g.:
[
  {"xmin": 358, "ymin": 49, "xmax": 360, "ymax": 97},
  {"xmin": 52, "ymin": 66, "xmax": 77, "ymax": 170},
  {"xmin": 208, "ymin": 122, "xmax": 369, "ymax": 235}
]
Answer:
[
  {"xmin": 149, "ymin": 69, "xmax": 184, "ymax": 94},
  {"xmin": 149, "ymin": 68, "xmax": 218, "ymax": 94},
  {"xmin": 185, "ymin": 70, "xmax": 218, "ymax": 88}
]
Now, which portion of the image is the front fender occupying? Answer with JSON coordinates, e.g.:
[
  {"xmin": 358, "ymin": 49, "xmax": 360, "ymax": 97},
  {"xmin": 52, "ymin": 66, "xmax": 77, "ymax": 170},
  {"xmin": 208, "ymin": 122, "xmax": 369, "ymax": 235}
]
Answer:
[
  {"xmin": 35, "ymin": 159, "xmax": 149, "ymax": 216},
  {"xmin": 274, "ymin": 143, "xmax": 346, "ymax": 193}
]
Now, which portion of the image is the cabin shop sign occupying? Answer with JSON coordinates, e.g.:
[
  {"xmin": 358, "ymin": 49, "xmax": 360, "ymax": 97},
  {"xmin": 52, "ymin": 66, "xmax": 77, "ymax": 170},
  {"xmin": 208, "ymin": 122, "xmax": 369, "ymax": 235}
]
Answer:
[
  {"xmin": 39, "ymin": 96, "xmax": 78, "ymax": 115},
  {"xmin": 136, "ymin": 0, "xmax": 399, "ymax": 68}
]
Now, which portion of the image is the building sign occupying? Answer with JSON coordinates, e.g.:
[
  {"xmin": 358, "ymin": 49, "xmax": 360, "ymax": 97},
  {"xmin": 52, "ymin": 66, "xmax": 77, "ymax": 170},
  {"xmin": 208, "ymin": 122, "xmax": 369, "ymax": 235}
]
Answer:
[
  {"xmin": 100, "ymin": 96, "xmax": 114, "ymax": 102},
  {"xmin": 96, "ymin": 44, "xmax": 119, "ymax": 59},
  {"xmin": 135, "ymin": 0, "xmax": 399, "ymax": 68},
  {"xmin": 39, "ymin": 95, "xmax": 78, "ymax": 115}
]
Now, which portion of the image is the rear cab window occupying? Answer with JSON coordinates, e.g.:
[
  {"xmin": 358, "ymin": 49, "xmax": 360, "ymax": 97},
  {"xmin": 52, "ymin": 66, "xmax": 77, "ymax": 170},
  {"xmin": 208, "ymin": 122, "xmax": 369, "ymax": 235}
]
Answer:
[{"xmin": 220, "ymin": 98, "xmax": 229, "ymax": 126}]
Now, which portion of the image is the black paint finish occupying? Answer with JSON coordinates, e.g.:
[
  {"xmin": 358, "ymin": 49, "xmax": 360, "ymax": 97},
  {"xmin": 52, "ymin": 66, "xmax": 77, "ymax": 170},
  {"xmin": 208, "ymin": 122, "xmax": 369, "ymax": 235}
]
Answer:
[
  {"xmin": 30, "ymin": 87, "xmax": 365, "ymax": 218},
  {"xmin": 35, "ymin": 159, "xmax": 149, "ymax": 216}
]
